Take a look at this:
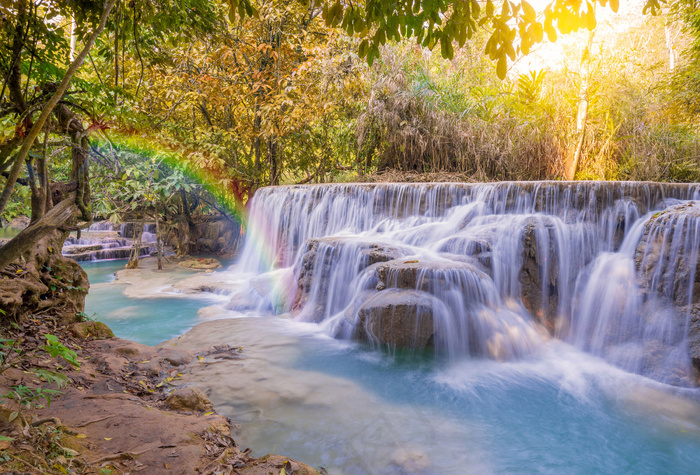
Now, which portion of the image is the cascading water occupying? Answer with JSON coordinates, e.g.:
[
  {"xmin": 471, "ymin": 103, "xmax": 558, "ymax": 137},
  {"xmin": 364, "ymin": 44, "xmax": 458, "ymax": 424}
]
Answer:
[
  {"xmin": 234, "ymin": 182, "xmax": 700, "ymax": 386},
  {"xmin": 62, "ymin": 220, "xmax": 158, "ymax": 261}
]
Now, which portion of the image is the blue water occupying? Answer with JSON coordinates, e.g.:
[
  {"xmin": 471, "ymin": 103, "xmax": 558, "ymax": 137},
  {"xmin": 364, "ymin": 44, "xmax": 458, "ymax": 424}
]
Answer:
[
  {"xmin": 78, "ymin": 260, "xmax": 700, "ymax": 474},
  {"xmin": 81, "ymin": 260, "xmax": 211, "ymax": 346}
]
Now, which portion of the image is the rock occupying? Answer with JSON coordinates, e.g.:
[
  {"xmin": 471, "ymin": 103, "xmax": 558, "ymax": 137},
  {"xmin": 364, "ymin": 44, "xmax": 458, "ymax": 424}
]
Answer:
[
  {"xmin": 165, "ymin": 217, "xmax": 242, "ymax": 256},
  {"xmin": 519, "ymin": 219, "xmax": 560, "ymax": 332},
  {"xmin": 139, "ymin": 359, "xmax": 164, "ymax": 378},
  {"xmin": 292, "ymin": 237, "xmax": 408, "ymax": 315},
  {"xmin": 635, "ymin": 202, "xmax": 700, "ymax": 306},
  {"xmin": 356, "ymin": 290, "xmax": 437, "ymax": 348},
  {"xmin": 160, "ymin": 349, "xmax": 194, "ymax": 366},
  {"xmin": 373, "ymin": 257, "xmax": 488, "ymax": 292},
  {"xmin": 165, "ymin": 387, "xmax": 214, "ymax": 412},
  {"xmin": 238, "ymin": 454, "xmax": 318, "ymax": 475},
  {"xmin": 69, "ymin": 321, "xmax": 114, "ymax": 339},
  {"xmin": 178, "ymin": 258, "xmax": 223, "ymax": 270},
  {"xmin": 115, "ymin": 345, "xmax": 141, "ymax": 358},
  {"xmin": 685, "ymin": 305, "xmax": 700, "ymax": 377}
]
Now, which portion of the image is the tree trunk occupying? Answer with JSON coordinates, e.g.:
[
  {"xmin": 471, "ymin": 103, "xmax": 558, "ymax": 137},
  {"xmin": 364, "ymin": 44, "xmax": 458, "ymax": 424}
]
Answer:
[
  {"xmin": 565, "ymin": 30, "xmax": 595, "ymax": 181},
  {"xmin": 665, "ymin": 21, "xmax": 678, "ymax": 72},
  {"xmin": 0, "ymin": 196, "xmax": 79, "ymax": 270},
  {"xmin": 0, "ymin": 0, "xmax": 118, "ymax": 217},
  {"xmin": 268, "ymin": 137, "xmax": 278, "ymax": 186},
  {"xmin": 180, "ymin": 189, "xmax": 197, "ymax": 255},
  {"xmin": 155, "ymin": 212, "xmax": 163, "ymax": 270},
  {"xmin": 253, "ymin": 110, "xmax": 262, "ymax": 190},
  {"xmin": 70, "ymin": 15, "xmax": 77, "ymax": 62},
  {"xmin": 126, "ymin": 219, "xmax": 144, "ymax": 269}
]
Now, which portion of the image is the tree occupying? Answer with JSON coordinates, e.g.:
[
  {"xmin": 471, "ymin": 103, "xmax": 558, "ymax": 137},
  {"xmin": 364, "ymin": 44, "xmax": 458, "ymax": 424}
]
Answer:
[
  {"xmin": 0, "ymin": 0, "xmax": 117, "ymax": 270},
  {"xmin": 226, "ymin": 0, "xmax": 670, "ymax": 79}
]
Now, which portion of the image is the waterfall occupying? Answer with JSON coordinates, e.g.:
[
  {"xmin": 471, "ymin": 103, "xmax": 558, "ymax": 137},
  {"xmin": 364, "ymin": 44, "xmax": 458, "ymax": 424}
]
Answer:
[
  {"xmin": 234, "ymin": 181, "xmax": 700, "ymax": 386},
  {"xmin": 63, "ymin": 220, "xmax": 158, "ymax": 261}
]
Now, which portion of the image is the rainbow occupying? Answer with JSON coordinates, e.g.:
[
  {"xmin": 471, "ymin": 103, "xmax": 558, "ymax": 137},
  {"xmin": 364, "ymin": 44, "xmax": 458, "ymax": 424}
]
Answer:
[{"xmin": 93, "ymin": 130, "xmax": 289, "ymax": 309}]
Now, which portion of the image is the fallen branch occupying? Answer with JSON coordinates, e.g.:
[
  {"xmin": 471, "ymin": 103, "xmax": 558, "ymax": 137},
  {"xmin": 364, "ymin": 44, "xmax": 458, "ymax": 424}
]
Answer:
[
  {"xmin": 75, "ymin": 414, "xmax": 117, "ymax": 427},
  {"xmin": 88, "ymin": 448, "xmax": 151, "ymax": 465}
]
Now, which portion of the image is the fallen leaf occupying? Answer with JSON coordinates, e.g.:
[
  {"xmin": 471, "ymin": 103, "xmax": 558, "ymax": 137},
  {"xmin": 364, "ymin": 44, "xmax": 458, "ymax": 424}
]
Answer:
[
  {"xmin": 104, "ymin": 437, "xmax": 113, "ymax": 440},
  {"xmin": 76, "ymin": 433, "xmax": 87, "ymax": 439}
]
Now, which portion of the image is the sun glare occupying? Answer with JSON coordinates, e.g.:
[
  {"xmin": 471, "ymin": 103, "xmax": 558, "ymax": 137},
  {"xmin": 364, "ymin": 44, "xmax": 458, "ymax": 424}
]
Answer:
[{"xmin": 512, "ymin": 0, "xmax": 648, "ymax": 75}]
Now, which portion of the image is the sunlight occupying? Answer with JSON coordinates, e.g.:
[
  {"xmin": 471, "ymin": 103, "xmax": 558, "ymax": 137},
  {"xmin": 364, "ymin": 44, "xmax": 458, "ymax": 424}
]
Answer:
[{"xmin": 512, "ymin": 0, "xmax": 648, "ymax": 74}]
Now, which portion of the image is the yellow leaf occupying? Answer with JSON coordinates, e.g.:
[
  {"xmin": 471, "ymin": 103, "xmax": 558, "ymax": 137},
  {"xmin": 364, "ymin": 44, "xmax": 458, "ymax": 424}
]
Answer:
[
  {"xmin": 76, "ymin": 434, "xmax": 87, "ymax": 439},
  {"xmin": 104, "ymin": 437, "xmax": 113, "ymax": 440},
  {"xmin": 203, "ymin": 411, "xmax": 214, "ymax": 416}
]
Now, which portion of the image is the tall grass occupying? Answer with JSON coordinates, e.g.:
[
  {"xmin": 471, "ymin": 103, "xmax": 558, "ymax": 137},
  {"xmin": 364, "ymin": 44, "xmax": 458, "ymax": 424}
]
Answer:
[{"xmin": 356, "ymin": 17, "xmax": 700, "ymax": 183}]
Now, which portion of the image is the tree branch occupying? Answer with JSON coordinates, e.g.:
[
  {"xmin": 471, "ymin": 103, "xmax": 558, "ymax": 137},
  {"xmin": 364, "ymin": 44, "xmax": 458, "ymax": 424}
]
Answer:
[{"xmin": 0, "ymin": 0, "xmax": 118, "ymax": 218}]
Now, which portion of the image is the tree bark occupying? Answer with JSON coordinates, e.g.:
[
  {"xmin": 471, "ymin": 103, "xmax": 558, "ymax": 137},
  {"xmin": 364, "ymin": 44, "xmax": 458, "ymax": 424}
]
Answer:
[
  {"xmin": 0, "ymin": 0, "xmax": 117, "ymax": 218},
  {"xmin": 155, "ymin": 212, "xmax": 163, "ymax": 270},
  {"xmin": 565, "ymin": 30, "xmax": 595, "ymax": 181},
  {"xmin": 0, "ymin": 196, "xmax": 79, "ymax": 270},
  {"xmin": 126, "ymin": 219, "xmax": 144, "ymax": 269}
]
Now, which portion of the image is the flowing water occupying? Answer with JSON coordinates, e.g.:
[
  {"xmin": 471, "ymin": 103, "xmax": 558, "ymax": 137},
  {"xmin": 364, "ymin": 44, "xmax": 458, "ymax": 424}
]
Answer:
[{"xmin": 82, "ymin": 181, "xmax": 700, "ymax": 473}]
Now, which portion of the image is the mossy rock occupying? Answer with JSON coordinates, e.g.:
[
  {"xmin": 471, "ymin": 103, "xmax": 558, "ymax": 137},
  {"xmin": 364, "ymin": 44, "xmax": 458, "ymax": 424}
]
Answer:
[
  {"xmin": 178, "ymin": 258, "xmax": 222, "ymax": 270},
  {"xmin": 165, "ymin": 387, "xmax": 214, "ymax": 412},
  {"xmin": 69, "ymin": 321, "xmax": 114, "ymax": 339}
]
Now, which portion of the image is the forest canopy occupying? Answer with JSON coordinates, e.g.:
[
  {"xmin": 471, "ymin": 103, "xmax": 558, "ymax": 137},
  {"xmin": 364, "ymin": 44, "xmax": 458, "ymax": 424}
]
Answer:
[{"xmin": 0, "ymin": 0, "xmax": 698, "ymax": 244}]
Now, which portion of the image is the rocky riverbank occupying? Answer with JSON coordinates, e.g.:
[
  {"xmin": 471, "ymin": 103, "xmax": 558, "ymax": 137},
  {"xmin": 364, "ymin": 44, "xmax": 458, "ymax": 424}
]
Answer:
[{"xmin": 0, "ymin": 257, "xmax": 319, "ymax": 475}]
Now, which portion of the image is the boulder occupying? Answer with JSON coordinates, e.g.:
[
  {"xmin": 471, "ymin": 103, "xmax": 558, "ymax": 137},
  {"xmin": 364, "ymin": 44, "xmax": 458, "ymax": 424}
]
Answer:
[
  {"xmin": 634, "ymin": 202, "xmax": 700, "ymax": 306},
  {"xmin": 165, "ymin": 387, "xmax": 214, "ymax": 412},
  {"xmin": 519, "ymin": 219, "xmax": 560, "ymax": 332},
  {"xmin": 685, "ymin": 305, "xmax": 700, "ymax": 378},
  {"xmin": 373, "ymin": 257, "xmax": 488, "ymax": 293},
  {"xmin": 69, "ymin": 321, "xmax": 115, "ymax": 339},
  {"xmin": 292, "ymin": 237, "xmax": 408, "ymax": 315},
  {"xmin": 178, "ymin": 258, "xmax": 223, "ymax": 270},
  {"xmin": 356, "ymin": 290, "xmax": 436, "ymax": 349}
]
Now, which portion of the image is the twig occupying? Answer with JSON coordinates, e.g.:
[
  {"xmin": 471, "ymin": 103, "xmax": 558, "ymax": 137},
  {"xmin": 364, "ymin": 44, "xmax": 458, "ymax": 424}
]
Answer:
[
  {"xmin": 75, "ymin": 414, "xmax": 117, "ymax": 427},
  {"xmin": 88, "ymin": 448, "xmax": 151, "ymax": 465}
]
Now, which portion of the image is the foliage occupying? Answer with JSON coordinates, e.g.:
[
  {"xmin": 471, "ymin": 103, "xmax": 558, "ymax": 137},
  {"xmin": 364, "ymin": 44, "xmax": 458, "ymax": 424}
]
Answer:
[
  {"xmin": 0, "ymin": 338, "xmax": 21, "ymax": 376},
  {"xmin": 42, "ymin": 334, "xmax": 79, "ymax": 369},
  {"xmin": 1, "ymin": 385, "xmax": 61, "ymax": 422}
]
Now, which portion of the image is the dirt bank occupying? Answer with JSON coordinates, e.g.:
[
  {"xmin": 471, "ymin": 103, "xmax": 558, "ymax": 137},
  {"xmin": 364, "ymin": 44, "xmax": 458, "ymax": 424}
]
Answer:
[{"xmin": 0, "ymin": 271, "xmax": 319, "ymax": 474}]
